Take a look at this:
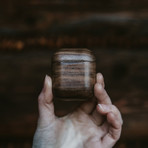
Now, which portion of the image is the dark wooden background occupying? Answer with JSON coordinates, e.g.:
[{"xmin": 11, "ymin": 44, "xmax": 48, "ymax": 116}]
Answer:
[{"xmin": 0, "ymin": 0, "xmax": 148, "ymax": 147}]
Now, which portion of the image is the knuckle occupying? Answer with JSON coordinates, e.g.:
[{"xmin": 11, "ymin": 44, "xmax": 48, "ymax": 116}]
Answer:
[
  {"xmin": 111, "ymin": 129, "xmax": 121, "ymax": 141},
  {"xmin": 116, "ymin": 121, "xmax": 122, "ymax": 129}
]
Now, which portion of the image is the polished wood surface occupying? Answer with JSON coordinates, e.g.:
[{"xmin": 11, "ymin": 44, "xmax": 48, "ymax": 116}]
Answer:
[{"xmin": 52, "ymin": 49, "xmax": 96, "ymax": 101}]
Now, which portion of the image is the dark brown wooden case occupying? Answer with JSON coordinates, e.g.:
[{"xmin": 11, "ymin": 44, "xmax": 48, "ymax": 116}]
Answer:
[{"xmin": 52, "ymin": 48, "xmax": 96, "ymax": 101}]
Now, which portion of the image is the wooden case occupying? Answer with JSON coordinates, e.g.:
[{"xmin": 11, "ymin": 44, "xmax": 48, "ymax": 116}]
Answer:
[{"xmin": 52, "ymin": 48, "xmax": 96, "ymax": 101}]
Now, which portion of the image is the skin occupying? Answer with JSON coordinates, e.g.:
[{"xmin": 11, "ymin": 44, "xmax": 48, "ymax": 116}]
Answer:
[{"xmin": 33, "ymin": 73, "xmax": 123, "ymax": 148}]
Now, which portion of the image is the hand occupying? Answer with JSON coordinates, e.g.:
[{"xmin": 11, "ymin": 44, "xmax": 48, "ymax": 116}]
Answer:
[{"xmin": 33, "ymin": 73, "xmax": 123, "ymax": 148}]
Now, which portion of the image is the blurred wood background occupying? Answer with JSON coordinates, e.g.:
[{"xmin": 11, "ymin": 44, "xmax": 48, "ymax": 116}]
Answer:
[{"xmin": 0, "ymin": 0, "xmax": 148, "ymax": 147}]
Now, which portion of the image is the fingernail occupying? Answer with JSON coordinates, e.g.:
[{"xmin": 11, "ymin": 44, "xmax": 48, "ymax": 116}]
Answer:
[
  {"xmin": 97, "ymin": 83, "xmax": 102, "ymax": 88},
  {"xmin": 43, "ymin": 75, "xmax": 49, "ymax": 90},
  {"xmin": 97, "ymin": 84, "xmax": 103, "ymax": 91},
  {"xmin": 97, "ymin": 73, "xmax": 103, "ymax": 80},
  {"xmin": 45, "ymin": 74, "xmax": 49, "ymax": 84},
  {"xmin": 98, "ymin": 104, "xmax": 104, "ymax": 111}
]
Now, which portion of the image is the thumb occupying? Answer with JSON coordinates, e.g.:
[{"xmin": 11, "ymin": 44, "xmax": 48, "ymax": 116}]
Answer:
[{"xmin": 37, "ymin": 75, "xmax": 55, "ymax": 127}]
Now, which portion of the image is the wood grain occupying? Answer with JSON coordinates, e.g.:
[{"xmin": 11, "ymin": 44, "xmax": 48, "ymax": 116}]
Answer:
[
  {"xmin": 0, "ymin": 1, "xmax": 148, "ymax": 51},
  {"xmin": 52, "ymin": 49, "xmax": 96, "ymax": 101}
]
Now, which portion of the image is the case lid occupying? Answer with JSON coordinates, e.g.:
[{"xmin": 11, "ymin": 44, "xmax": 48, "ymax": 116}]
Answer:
[{"xmin": 53, "ymin": 48, "xmax": 95, "ymax": 62}]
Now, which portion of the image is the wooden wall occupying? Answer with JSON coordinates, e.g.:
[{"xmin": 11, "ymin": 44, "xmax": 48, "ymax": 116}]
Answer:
[
  {"xmin": 0, "ymin": 0, "xmax": 148, "ymax": 50},
  {"xmin": 0, "ymin": 0, "xmax": 148, "ymax": 147}
]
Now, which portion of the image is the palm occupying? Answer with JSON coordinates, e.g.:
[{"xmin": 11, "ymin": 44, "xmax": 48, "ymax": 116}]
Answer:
[
  {"xmin": 61, "ymin": 110, "xmax": 103, "ymax": 148},
  {"xmin": 39, "ymin": 109, "xmax": 103, "ymax": 148}
]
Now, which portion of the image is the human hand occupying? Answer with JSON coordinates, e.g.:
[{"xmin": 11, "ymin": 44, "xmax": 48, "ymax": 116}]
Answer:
[{"xmin": 33, "ymin": 73, "xmax": 123, "ymax": 148}]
